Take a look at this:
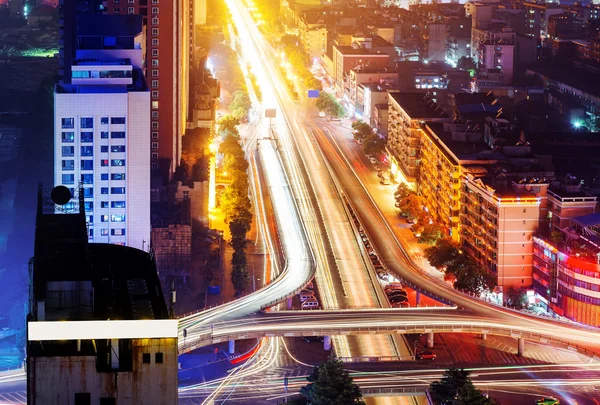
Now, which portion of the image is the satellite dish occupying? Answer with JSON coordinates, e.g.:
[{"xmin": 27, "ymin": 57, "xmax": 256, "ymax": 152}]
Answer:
[{"xmin": 51, "ymin": 185, "xmax": 72, "ymax": 206}]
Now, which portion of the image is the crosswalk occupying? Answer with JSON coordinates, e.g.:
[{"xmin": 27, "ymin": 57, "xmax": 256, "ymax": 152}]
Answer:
[{"xmin": 0, "ymin": 391, "xmax": 26, "ymax": 404}]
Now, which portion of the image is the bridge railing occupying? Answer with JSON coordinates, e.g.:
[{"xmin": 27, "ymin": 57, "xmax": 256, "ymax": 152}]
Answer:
[{"xmin": 339, "ymin": 355, "xmax": 415, "ymax": 362}]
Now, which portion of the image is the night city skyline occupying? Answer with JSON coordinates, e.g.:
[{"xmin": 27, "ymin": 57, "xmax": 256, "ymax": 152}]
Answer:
[{"xmin": 1, "ymin": 0, "xmax": 600, "ymax": 404}]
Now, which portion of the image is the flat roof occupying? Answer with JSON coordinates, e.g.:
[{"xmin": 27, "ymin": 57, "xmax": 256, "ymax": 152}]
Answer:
[
  {"xmin": 77, "ymin": 15, "xmax": 143, "ymax": 38},
  {"xmin": 573, "ymin": 213, "xmax": 600, "ymax": 228},
  {"xmin": 527, "ymin": 61, "xmax": 600, "ymax": 99},
  {"xmin": 389, "ymin": 92, "xmax": 448, "ymax": 119}
]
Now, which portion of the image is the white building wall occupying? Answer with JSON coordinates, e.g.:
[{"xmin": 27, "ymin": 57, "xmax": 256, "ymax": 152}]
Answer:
[{"xmin": 54, "ymin": 90, "xmax": 150, "ymax": 250}]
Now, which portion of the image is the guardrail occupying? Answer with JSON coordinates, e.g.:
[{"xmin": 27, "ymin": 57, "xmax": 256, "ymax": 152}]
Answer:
[
  {"xmin": 360, "ymin": 386, "xmax": 427, "ymax": 397},
  {"xmin": 339, "ymin": 355, "xmax": 415, "ymax": 363}
]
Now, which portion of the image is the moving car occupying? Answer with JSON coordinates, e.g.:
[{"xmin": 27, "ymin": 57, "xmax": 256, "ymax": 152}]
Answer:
[
  {"xmin": 416, "ymin": 350, "xmax": 436, "ymax": 360},
  {"xmin": 301, "ymin": 299, "xmax": 319, "ymax": 309},
  {"xmin": 299, "ymin": 293, "xmax": 316, "ymax": 302},
  {"xmin": 535, "ymin": 398, "xmax": 560, "ymax": 405}
]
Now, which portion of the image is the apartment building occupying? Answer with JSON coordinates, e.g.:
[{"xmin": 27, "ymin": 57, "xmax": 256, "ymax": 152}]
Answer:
[
  {"xmin": 446, "ymin": 17, "xmax": 472, "ymax": 67},
  {"xmin": 461, "ymin": 173, "xmax": 548, "ymax": 290},
  {"xmin": 546, "ymin": 184, "xmax": 597, "ymax": 232},
  {"xmin": 524, "ymin": 2, "xmax": 563, "ymax": 39},
  {"xmin": 298, "ymin": 12, "xmax": 328, "ymax": 60},
  {"xmin": 54, "ymin": 14, "xmax": 150, "ymax": 250},
  {"xmin": 27, "ymin": 186, "xmax": 178, "ymax": 405},
  {"xmin": 386, "ymin": 92, "xmax": 449, "ymax": 187}
]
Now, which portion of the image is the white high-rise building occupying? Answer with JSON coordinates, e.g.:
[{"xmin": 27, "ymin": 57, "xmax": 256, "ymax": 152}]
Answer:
[{"xmin": 54, "ymin": 15, "xmax": 150, "ymax": 250}]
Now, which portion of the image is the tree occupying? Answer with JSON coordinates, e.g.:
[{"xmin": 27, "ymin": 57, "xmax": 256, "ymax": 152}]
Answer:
[
  {"xmin": 423, "ymin": 238, "xmax": 461, "ymax": 270},
  {"xmin": 218, "ymin": 115, "xmax": 241, "ymax": 136},
  {"xmin": 362, "ymin": 133, "xmax": 386, "ymax": 156},
  {"xmin": 505, "ymin": 286, "xmax": 528, "ymax": 309},
  {"xmin": 231, "ymin": 266, "xmax": 250, "ymax": 291},
  {"xmin": 419, "ymin": 222, "xmax": 445, "ymax": 244},
  {"xmin": 300, "ymin": 354, "xmax": 366, "ymax": 405},
  {"xmin": 351, "ymin": 121, "xmax": 372, "ymax": 141},
  {"xmin": 306, "ymin": 76, "xmax": 323, "ymax": 91},
  {"xmin": 394, "ymin": 183, "xmax": 412, "ymax": 207},
  {"xmin": 316, "ymin": 92, "xmax": 345, "ymax": 119},
  {"xmin": 550, "ymin": 230, "xmax": 564, "ymax": 246},
  {"xmin": 397, "ymin": 193, "xmax": 422, "ymax": 221},
  {"xmin": 449, "ymin": 259, "xmax": 496, "ymax": 296},
  {"xmin": 457, "ymin": 56, "xmax": 476, "ymax": 72},
  {"xmin": 430, "ymin": 368, "xmax": 498, "ymax": 405}
]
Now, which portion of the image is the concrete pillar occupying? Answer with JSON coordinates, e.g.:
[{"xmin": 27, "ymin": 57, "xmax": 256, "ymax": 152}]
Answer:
[
  {"xmin": 517, "ymin": 337, "xmax": 525, "ymax": 356},
  {"xmin": 426, "ymin": 332, "xmax": 434, "ymax": 349},
  {"xmin": 229, "ymin": 339, "xmax": 235, "ymax": 354},
  {"xmin": 287, "ymin": 297, "xmax": 293, "ymax": 309},
  {"xmin": 323, "ymin": 336, "xmax": 331, "ymax": 351},
  {"xmin": 481, "ymin": 333, "xmax": 487, "ymax": 340},
  {"xmin": 416, "ymin": 291, "xmax": 421, "ymax": 306}
]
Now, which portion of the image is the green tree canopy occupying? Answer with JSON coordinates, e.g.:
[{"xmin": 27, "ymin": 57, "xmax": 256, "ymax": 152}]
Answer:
[
  {"xmin": 316, "ymin": 92, "xmax": 345, "ymax": 119},
  {"xmin": 351, "ymin": 121, "xmax": 373, "ymax": 141},
  {"xmin": 419, "ymin": 222, "xmax": 445, "ymax": 245},
  {"xmin": 300, "ymin": 355, "xmax": 365, "ymax": 405},
  {"xmin": 457, "ymin": 56, "xmax": 476, "ymax": 71},
  {"xmin": 423, "ymin": 238, "xmax": 461, "ymax": 270},
  {"xmin": 362, "ymin": 134, "xmax": 386, "ymax": 156},
  {"xmin": 430, "ymin": 368, "xmax": 498, "ymax": 405}
]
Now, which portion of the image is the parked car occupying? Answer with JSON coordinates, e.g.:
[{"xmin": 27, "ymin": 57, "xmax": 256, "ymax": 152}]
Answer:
[
  {"xmin": 303, "ymin": 336, "xmax": 324, "ymax": 343},
  {"xmin": 299, "ymin": 293, "xmax": 316, "ymax": 302},
  {"xmin": 301, "ymin": 299, "xmax": 319, "ymax": 309},
  {"xmin": 416, "ymin": 350, "xmax": 436, "ymax": 360}
]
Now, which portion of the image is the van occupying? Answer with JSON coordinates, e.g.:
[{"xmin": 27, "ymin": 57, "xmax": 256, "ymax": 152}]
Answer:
[
  {"xmin": 302, "ymin": 299, "xmax": 319, "ymax": 309},
  {"xmin": 299, "ymin": 293, "xmax": 316, "ymax": 302}
]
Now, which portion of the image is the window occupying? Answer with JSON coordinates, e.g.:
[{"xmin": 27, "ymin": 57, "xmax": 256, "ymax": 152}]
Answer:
[
  {"xmin": 74, "ymin": 393, "xmax": 91, "ymax": 405},
  {"xmin": 128, "ymin": 6, "xmax": 134, "ymax": 13},
  {"xmin": 61, "ymin": 118, "xmax": 74, "ymax": 129},
  {"xmin": 111, "ymin": 117, "xmax": 126, "ymax": 125},
  {"xmin": 101, "ymin": 131, "xmax": 109, "ymax": 139},
  {"xmin": 151, "ymin": 49, "xmax": 159, "ymax": 57},
  {"xmin": 101, "ymin": 159, "xmax": 109, "ymax": 167},
  {"xmin": 128, "ymin": 0, "xmax": 134, "ymax": 3},
  {"xmin": 100, "ymin": 201, "xmax": 109, "ymax": 208},
  {"xmin": 151, "ymin": 90, "xmax": 159, "ymax": 98},
  {"xmin": 101, "ymin": 187, "xmax": 109, "ymax": 194},
  {"xmin": 152, "ymin": 142, "xmax": 158, "ymax": 149},
  {"xmin": 152, "ymin": 0, "xmax": 159, "ymax": 4},
  {"xmin": 151, "ymin": 80, "xmax": 159, "ymax": 88},
  {"xmin": 152, "ymin": 122, "xmax": 159, "ymax": 130},
  {"xmin": 62, "ymin": 174, "xmax": 75, "ymax": 184},
  {"xmin": 152, "ymin": 111, "xmax": 159, "ymax": 119},
  {"xmin": 81, "ymin": 117, "xmax": 93, "ymax": 128},
  {"xmin": 111, "ymin": 145, "xmax": 126, "ymax": 153},
  {"xmin": 62, "ymin": 160, "xmax": 74, "ymax": 171},
  {"xmin": 81, "ymin": 132, "xmax": 93, "ymax": 143},
  {"xmin": 101, "ymin": 173, "xmax": 109, "ymax": 180},
  {"xmin": 101, "ymin": 215, "xmax": 109, "ymax": 222},
  {"xmin": 111, "ymin": 228, "xmax": 126, "ymax": 236},
  {"xmin": 111, "ymin": 201, "xmax": 126, "ymax": 208},
  {"xmin": 152, "ymin": 163, "xmax": 159, "ymax": 169},
  {"xmin": 62, "ymin": 146, "xmax": 74, "ymax": 157},
  {"xmin": 81, "ymin": 146, "xmax": 93, "ymax": 156},
  {"xmin": 111, "ymin": 187, "xmax": 126, "ymax": 194},
  {"xmin": 155, "ymin": 352, "xmax": 163, "ymax": 364},
  {"xmin": 143, "ymin": 353, "xmax": 151, "ymax": 363},
  {"xmin": 100, "ymin": 398, "xmax": 116, "ymax": 405},
  {"xmin": 101, "ymin": 146, "xmax": 108, "ymax": 153},
  {"xmin": 101, "ymin": 229, "xmax": 109, "ymax": 236},
  {"xmin": 81, "ymin": 174, "xmax": 94, "ymax": 184},
  {"xmin": 152, "ymin": 7, "xmax": 159, "ymax": 14},
  {"xmin": 62, "ymin": 132, "xmax": 74, "ymax": 142},
  {"xmin": 101, "ymin": 117, "xmax": 109, "ymax": 125},
  {"xmin": 152, "ymin": 16, "xmax": 159, "ymax": 25},
  {"xmin": 81, "ymin": 160, "xmax": 93, "ymax": 170},
  {"xmin": 111, "ymin": 215, "xmax": 125, "ymax": 222},
  {"xmin": 152, "ymin": 101, "xmax": 159, "ymax": 109},
  {"xmin": 111, "ymin": 173, "xmax": 126, "ymax": 180},
  {"xmin": 151, "ymin": 70, "xmax": 158, "ymax": 78},
  {"xmin": 152, "ymin": 152, "xmax": 159, "ymax": 159},
  {"xmin": 152, "ymin": 59, "xmax": 159, "ymax": 67},
  {"xmin": 114, "ymin": 7, "xmax": 120, "ymax": 13},
  {"xmin": 111, "ymin": 159, "xmax": 125, "ymax": 167},
  {"xmin": 152, "ymin": 132, "xmax": 159, "ymax": 139},
  {"xmin": 152, "ymin": 28, "xmax": 159, "ymax": 36},
  {"xmin": 523, "ymin": 209, "xmax": 527, "ymax": 213},
  {"xmin": 111, "ymin": 132, "xmax": 126, "ymax": 139},
  {"xmin": 152, "ymin": 38, "xmax": 159, "ymax": 47},
  {"xmin": 84, "ymin": 201, "xmax": 93, "ymax": 211},
  {"xmin": 83, "ymin": 188, "xmax": 93, "ymax": 198}
]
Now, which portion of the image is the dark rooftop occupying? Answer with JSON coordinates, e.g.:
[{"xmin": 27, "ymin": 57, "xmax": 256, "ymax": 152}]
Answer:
[
  {"xmin": 573, "ymin": 213, "xmax": 600, "ymax": 228},
  {"xmin": 527, "ymin": 61, "xmax": 600, "ymax": 99},
  {"xmin": 77, "ymin": 15, "xmax": 143, "ymax": 38},
  {"xmin": 389, "ymin": 92, "xmax": 448, "ymax": 119}
]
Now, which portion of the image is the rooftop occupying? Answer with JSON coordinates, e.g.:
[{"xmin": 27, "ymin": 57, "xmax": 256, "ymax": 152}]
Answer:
[
  {"xmin": 527, "ymin": 61, "xmax": 600, "ymax": 99},
  {"xmin": 77, "ymin": 15, "xmax": 143, "ymax": 38},
  {"xmin": 389, "ymin": 92, "xmax": 448, "ymax": 119}
]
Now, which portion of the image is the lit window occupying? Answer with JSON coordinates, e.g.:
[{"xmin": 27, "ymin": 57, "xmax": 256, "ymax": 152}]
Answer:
[
  {"xmin": 111, "ymin": 214, "xmax": 126, "ymax": 222},
  {"xmin": 111, "ymin": 159, "xmax": 126, "ymax": 167},
  {"xmin": 111, "ymin": 145, "xmax": 126, "ymax": 153},
  {"xmin": 152, "ymin": 111, "xmax": 159, "ymax": 119},
  {"xmin": 111, "ymin": 229, "xmax": 126, "ymax": 236},
  {"xmin": 101, "ymin": 229, "xmax": 109, "ymax": 236},
  {"xmin": 62, "ymin": 132, "xmax": 74, "ymax": 142},
  {"xmin": 152, "ymin": 101, "xmax": 159, "ymax": 109},
  {"xmin": 101, "ymin": 215, "xmax": 109, "ymax": 222}
]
